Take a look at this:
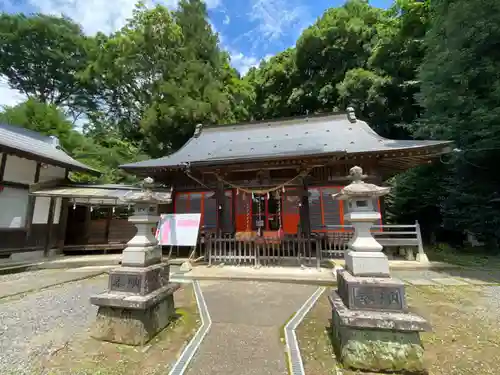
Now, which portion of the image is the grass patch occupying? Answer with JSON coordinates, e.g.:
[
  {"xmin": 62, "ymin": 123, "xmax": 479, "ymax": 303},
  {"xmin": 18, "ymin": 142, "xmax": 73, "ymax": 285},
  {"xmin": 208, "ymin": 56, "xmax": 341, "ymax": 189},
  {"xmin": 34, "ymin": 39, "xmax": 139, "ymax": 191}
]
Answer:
[
  {"xmin": 296, "ymin": 285, "xmax": 500, "ymax": 375},
  {"xmin": 38, "ymin": 284, "xmax": 200, "ymax": 375},
  {"xmin": 280, "ymin": 312, "xmax": 296, "ymax": 375},
  {"xmin": 426, "ymin": 244, "xmax": 500, "ymax": 269}
]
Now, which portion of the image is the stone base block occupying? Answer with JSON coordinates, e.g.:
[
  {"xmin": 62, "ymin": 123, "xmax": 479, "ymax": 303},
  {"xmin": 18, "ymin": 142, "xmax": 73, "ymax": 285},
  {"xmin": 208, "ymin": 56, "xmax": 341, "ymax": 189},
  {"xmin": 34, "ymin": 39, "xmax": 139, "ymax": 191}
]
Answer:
[
  {"xmin": 345, "ymin": 251, "xmax": 390, "ymax": 277},
  {"xmin": 337, "ymin": 269, "xmax": 407, "ymax": 312},
  {"xmin": 416, "ymin": 252, "xmax": 430, "ymax": 263},
  {"xmin": 329, "ymin": 290, "xmax": 430, "ymax": 373},
  {"xmin": 179, "ymin": 261, "xmax": 193, "ymax": 273},
  {"xmin": 121, "ymin": 246, "xmax": 162, "ymax": 267},
  {"xmin": 9, "ymin": 250, "xmax": 45, "ymax": 262},
  {"xmin": 108, "ymin": 263, "xmax": 170, "ymax": 295},
  {"xmin": 91, "ymin": 284, "xmax": 179, "ymax": 346}
]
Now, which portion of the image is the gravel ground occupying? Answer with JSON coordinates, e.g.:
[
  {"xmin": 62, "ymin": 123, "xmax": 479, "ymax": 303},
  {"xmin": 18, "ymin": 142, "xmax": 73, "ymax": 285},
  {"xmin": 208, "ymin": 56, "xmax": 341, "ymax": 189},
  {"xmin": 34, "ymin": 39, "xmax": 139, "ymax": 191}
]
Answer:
[
  {"xmin": 0, "ymin": 269, "xmax": 61, "ymax": 283},
  {"xmin": 0, "ymin": 275, "xmax": 107, "ymax": 375},
  {"xmin": 0, "ymin": 269, "xmax": 107, "ymax": 299}
]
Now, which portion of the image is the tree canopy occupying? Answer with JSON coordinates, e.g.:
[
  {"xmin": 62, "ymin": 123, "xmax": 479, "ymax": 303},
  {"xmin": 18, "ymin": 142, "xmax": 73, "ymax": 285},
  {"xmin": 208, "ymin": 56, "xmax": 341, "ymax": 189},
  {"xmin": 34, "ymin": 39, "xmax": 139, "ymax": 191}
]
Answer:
[{"xmin": 0, "ymin": 0, "xmax": 499, "ymax": 247}]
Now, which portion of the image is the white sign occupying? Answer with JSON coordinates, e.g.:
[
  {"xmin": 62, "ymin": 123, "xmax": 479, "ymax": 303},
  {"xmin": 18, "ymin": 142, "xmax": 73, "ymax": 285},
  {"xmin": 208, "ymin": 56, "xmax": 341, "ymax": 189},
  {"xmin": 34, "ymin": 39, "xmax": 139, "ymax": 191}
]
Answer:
[{"xmin": 156, "ymin": 213, "xmax": 201, "ymax": 247}]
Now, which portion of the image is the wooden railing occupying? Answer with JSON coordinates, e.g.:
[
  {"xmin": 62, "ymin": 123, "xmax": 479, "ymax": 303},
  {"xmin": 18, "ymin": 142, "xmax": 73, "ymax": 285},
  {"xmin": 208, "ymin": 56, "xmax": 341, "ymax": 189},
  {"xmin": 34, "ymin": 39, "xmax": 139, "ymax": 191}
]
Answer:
[
  {"xmin": 203, "ymin": 221, "xmax": 426, "ymax": 267},
  {"xmin": 321, "ymin": 221, "xmax": 425, "ymax": 260},
  {"xmin": 205, "ymin": 233, "xmax": 319, "ymax": 268}
]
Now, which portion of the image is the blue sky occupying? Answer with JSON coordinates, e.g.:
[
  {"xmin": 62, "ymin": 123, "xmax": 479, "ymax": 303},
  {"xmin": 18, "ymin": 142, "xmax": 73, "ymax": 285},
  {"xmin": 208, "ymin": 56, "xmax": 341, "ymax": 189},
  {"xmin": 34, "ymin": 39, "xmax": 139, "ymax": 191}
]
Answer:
[{"xmin": 0, "ymin": 0, "xmax": 393, "ymax": 106}]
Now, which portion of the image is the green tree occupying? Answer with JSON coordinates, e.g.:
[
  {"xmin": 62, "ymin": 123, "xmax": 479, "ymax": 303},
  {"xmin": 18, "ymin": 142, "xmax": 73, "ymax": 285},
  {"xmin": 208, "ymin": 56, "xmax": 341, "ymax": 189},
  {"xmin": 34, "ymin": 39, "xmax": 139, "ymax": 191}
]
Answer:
[
  {"xmin": 293, "ymin": 0, "xmax": 384, "ymax": 113},
  {"xmin": 0, "ymin": 99, "xmax": 74, "ymax": 149},
  {"xmin": 0, "ymin": 99, "xmax": 143, "ymax": 184},
  {"xmin": 0, "ymin": 13, "xmax": 97, "ymax": 120},
  {"xmin": 245, "ymin": 49, "xmax": 300, "ymax": 120},
  {"xmin": 84, "ymin": 4, "xmax": 184, "ymax": 147},
  {"xmin": 337, "ymin": 0, "xmax": 430, "ymax": 138},
  {"xmin": 86, "ymin": 2, "xmax": 238, "ymax": 158},
  {"xmin": 417, "ymin": 0, "xmax": 500, "ymax": 247}
]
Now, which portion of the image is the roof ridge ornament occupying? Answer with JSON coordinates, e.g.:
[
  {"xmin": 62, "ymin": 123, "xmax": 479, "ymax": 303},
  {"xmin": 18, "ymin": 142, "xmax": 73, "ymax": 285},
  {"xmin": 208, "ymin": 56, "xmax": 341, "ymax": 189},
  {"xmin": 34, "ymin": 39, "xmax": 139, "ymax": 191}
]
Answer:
[
  {"xmin": 346, "ymin": 106, "xmax": 357, "ymax": 123},
  {"xmin": 193, "ymin": 123, "xmax": 203, "ymax": 138}
]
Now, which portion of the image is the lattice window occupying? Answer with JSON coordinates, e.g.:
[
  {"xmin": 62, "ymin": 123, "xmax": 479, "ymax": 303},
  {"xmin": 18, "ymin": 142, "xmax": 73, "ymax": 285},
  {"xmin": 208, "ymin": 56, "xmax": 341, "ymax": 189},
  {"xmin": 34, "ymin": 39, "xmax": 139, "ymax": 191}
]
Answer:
[
  {"xmin": 203, "ymin": 194, "xmax": 217, "ymax": 230},
  {"xmin": 174, "ymin": 190, "xmax": 234, "ymax": 232},
  {"xmin": 283, "ymin": 188, "xmax": 300, "ymax": 214},
  {"xmin": 223, "ymin": 190, "xmax": 233, "ymax": 232},
  {"xmin": 174, "ymin": 193, "xmax": 189, "ymax": 213},
  {"xmin": 308, "ymin": 188, "xmax": 323, "ymax": 230},
  {"xmin": 188, "ymin": 193, "xmax": 202, "ymax": 213},
  {"xmin": 321, "ymin": 188, "xmax": 341, "ymax": 227}
]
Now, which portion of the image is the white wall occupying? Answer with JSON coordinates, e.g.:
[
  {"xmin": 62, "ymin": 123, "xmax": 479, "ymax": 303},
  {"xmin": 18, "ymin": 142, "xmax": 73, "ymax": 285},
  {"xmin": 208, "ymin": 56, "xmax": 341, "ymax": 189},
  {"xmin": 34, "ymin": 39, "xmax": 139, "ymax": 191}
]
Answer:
[
  {"xmin": 53, "ymin": 198, "xmax": 62, "ymax": 224},
  {"xmin": 39, "ymin": 165, "xmax": 65, "ymax": 182},
  {"xmin": 32, "ymin": 196, "xmax": 51, "ymax": 224},
  {"xmin": 2, "ymin": 154, "xmax": 66, "ymax": 229},
  {"xmin": 3, "ymin": 155, "xmax": 37, "ymax": 184},
  {"xmin": 0, "ymin": 187, "xmax": 29, "ymax": 228}
]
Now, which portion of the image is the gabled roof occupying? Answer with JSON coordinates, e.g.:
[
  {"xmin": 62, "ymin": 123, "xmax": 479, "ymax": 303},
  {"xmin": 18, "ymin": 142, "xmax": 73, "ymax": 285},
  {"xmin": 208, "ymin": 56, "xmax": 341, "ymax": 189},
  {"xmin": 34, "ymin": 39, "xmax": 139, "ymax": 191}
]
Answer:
[
  {"xmin": 120, "ymin": 112, "xmax": 452, "ymax": 170},
  {"xmin": 0, "ymin": 123, "xmax": 99, "ymax": 174}
]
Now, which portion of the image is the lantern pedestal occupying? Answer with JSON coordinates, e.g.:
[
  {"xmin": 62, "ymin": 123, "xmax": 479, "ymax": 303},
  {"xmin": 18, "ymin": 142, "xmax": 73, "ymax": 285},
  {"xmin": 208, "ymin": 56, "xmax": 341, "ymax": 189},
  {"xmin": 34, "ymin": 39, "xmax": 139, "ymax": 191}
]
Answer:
[
  {"xmin": 330, "ymin": 167, "xmax": 430, "ymax": 373},
  {"xmin": 345, "ymin": 251, "xmax": 390, "ymax": 277},
  {"xmin": 90, "ymin": 179, "xmax": 178, "ymax": 346}
]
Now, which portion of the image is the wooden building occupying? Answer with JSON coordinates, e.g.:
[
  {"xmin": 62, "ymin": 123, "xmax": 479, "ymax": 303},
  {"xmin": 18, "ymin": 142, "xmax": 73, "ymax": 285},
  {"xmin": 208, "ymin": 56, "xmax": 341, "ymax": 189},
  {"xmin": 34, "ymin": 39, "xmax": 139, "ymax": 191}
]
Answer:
[
  {"xmin": 0, "ymin": 123, "xmax": 98, "ymax": 260},
  {"xmin": 30, "ymin": 184, "xmax": 172, "ymax": 253},
  {"xmin": 0, "ymin": 124, "xmax": 170, "ymax": 260},
  {"xmin": 120, "ymin": 109, "xmax": 452, "ymax": 266}
]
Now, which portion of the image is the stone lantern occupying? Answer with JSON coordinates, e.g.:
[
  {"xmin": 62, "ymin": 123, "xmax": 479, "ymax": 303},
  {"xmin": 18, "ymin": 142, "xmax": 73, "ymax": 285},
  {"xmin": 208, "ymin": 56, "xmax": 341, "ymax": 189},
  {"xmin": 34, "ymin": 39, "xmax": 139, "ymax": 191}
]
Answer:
[
  {"xmin": 334, "ymin": 166, "xmax": 391, "ymax": 276},
  {"xmin": 90, "ymin": 177, "xmax": 178, "ymax": 346},
  {"xmin": 330, "ymin": 166, "xmax": 430, "ymax": 373}
]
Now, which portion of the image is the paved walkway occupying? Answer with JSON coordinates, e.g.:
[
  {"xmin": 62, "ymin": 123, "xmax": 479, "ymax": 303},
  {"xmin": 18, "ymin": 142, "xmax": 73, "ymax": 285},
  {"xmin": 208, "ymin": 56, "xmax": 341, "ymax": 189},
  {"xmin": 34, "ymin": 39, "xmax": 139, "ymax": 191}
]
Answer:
[
  {"xmin": 185, "ymin": 281, "xmax": 316, "ymax": 375},
  {"xmin": 178, "ymin": 266, "xmax": 500, "ymax": 286},
  {"xmin": 392, "ymin": 269, "xmax": 500, "ymax": 286}
]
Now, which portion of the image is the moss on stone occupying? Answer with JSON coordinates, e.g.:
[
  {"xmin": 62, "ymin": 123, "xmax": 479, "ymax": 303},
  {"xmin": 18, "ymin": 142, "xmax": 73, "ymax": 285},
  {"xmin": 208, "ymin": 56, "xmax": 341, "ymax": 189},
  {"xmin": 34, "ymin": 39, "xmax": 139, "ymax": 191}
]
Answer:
[{"xmin": 341, "ymin": 337, "xmax": 424, "ymax": 372}]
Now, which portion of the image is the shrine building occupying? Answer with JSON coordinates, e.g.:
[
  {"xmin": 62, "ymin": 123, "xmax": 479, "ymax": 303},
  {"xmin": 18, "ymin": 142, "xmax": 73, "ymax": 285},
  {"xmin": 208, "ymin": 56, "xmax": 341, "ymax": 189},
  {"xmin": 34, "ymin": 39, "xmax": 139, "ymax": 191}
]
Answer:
[{"xmin": 119, "ymin": 108, "xmax": 452, "ymax": 266}]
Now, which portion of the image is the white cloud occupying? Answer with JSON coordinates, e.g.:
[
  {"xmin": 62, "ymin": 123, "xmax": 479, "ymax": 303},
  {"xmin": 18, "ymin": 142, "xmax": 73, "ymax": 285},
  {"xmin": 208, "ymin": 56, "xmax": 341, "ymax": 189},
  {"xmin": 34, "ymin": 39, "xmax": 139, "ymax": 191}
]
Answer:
[
  {"xmin": 29, "ymin": 0, "xmax": 221, "ymax": 35},
  {"xmin": 223, "ymin": 14, "xmax": 230, "ymax": 25},
  {"xmin": 0, "ymin": 76, "xmax": 26, "ymax": 108},
  {"xmin": 204, "ymin": 0, "xmax": 222, "ymax": 9},
  {"xmin": 246, "ymin": 0, "xmax": 310, "ymax": 51},
  {"xmin": 229, "ymin": 52, "xmax": 273, "ymax": 75},
  {"xmin": 217, "ymin": 29, "xmax": 260, "ymax": 75},
  {"xmin": 263, "ymin": 53, "xmax": 273, "ymax": 62},
  {"xmin": 229, "ymin": 51, "xmax": 259, "ymax": 75}
]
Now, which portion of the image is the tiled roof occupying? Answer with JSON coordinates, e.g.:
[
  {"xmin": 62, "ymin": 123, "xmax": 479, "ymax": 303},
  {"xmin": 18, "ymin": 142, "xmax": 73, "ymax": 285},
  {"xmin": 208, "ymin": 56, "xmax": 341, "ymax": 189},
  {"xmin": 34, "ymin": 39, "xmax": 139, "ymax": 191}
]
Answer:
[
  {"xmin": 0, "ymin": 123, "xmax": 98, "ymax": 173},
  {"xmin": 120, "ymin": 113, "xmax": 451, "ymax": 169}
]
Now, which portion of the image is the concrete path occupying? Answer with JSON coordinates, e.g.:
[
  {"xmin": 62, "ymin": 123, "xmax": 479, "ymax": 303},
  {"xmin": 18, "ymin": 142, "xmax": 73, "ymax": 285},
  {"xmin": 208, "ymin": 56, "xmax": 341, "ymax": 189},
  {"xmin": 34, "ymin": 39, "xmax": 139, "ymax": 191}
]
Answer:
[
  {"xmin": 0, "ymin": 254, "xmax": 190, "ymax": 273},
  {"xmin": 185, "ymin": 281, "xmax": 317, "ymax": 375},
  {"xmin": 176, "ymin": 265, "xmax": 500, "ymax": 286},
  {"xmin": 392, "ymin": 269, "xmax": 500, "ymax": 286},
  {"xmin": 183, "ymin": 265, "xmax": 335, "ymax": 285}
]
